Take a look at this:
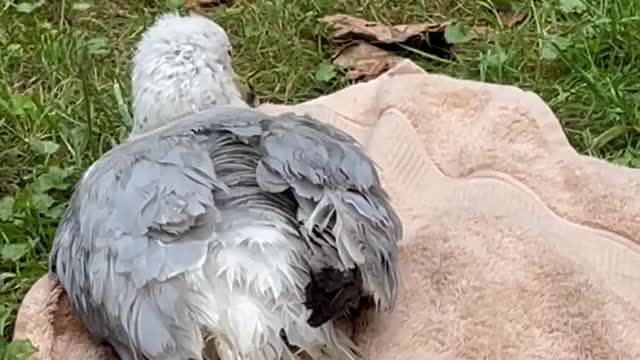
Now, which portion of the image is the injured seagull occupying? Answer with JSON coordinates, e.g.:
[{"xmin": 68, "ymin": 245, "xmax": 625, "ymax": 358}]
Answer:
[{"xmin": 49, "ymin": 12, "xmax": 402, "ymax": 360}]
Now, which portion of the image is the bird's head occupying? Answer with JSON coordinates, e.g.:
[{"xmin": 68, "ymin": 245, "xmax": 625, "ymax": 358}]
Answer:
[{"xmin": 130, "ymin": 12, "xmax": 249, "ymax": 136}]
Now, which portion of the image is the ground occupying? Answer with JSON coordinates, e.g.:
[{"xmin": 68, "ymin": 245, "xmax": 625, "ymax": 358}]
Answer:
[{"xmin": 0, "ymin": 0, "xmax": 639, "ymax": 355}]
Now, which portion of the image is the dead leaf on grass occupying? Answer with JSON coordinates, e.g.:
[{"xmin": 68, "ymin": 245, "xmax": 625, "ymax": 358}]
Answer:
[
  {"xmin": 331, "ymin": 41, "xmax": 404, "ymax": 81},
  {"xmin": 472, "ymin": 25, "xmax": 489, "ymax": 35},
  {"xmin": 499, "ymin": 11, "xmax": 527, "ymax": 28},
  {"xmin": 319, "ymin": 14, "xmax": 450, "ymax": 44},
  {"xmin": 185, "ymin": 0, "xmax": 230, "ymax": 14},
  {"xmin": 319, "ymin": 14, "xmax": 456, "ymax": 61}
]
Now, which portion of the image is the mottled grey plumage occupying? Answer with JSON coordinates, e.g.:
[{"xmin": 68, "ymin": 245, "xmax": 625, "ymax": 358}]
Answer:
[
  {"xmin": 50, "ymin": 106, "xmax": 401, "ymax": 360},
  {"xmin": 130, "ymin": 12, "xmax": 248, "ymax": 137},
  {"xmin": 49, "ymin": 12, "xmax": 401, "ymax": 360}
]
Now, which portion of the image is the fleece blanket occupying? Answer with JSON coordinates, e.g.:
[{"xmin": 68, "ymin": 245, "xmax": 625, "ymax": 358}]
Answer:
[{"xmin": 13, "ymin": 60, "xmax": 640, "ymax": 360}]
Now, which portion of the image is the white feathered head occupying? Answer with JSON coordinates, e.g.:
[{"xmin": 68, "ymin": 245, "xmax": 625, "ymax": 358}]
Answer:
[{"xmin": 130, "ymin": 12, "xmax": 248, "ymax": 136}]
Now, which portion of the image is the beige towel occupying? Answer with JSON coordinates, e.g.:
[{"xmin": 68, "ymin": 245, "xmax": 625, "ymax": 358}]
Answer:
[{"xmin": 13, "ymin": 60, "xmax": 640, "ymax": 359}]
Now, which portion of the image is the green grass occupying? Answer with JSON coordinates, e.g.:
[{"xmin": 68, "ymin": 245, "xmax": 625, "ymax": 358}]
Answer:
[{"xmin": 1, "ymin": 0, "xmax": 639, "ymax": 353}]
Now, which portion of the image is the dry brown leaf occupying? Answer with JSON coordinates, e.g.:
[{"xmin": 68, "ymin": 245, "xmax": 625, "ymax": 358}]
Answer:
[
  {"xmin": 185, "ymin": 0, "xmax": 229, "ymax": 14},
  {"xmin": 472, "ymin": 25, "xmax": 489, "ymax": 35},
  {"xmin": 500, "ymin": 12, "xmax": 527, "ymax": 28},
  {"xmin": 331, "ymin": 41, "xmax": 404, "ymax": 81},
  {"xmin": 319, "ymin": 14, "xmax": 450, "ymax": 44}
]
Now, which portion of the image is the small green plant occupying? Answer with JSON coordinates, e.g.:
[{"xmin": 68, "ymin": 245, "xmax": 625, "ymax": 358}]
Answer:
[
  {"xmin": 314, "ymin": 63, "xmax": 338, "ymax": 83},
  {"xmin": 444, "ymin": 24, "xmax": 478, "ymax": 44},
  {"xmin": 0, "ymin": 338, "xmax": 36, "ymax": 360}
]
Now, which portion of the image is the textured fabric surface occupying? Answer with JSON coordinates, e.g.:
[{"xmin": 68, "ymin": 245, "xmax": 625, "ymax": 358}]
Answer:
[{"xmin": 14, "ymin": 60, "xmax": 640, "ymax": 359}]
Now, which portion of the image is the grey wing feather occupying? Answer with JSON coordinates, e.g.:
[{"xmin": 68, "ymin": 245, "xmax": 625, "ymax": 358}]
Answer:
[
  {"xmin": 254, "ymin": 112, "xmax": 402, "ymax": 310},
  {"xmin": 49, "ymin": 132, "xmax": 227, "ymax": 359},
  {"xmin": 180, "ymin": 106, "xmax": 402, "ymax": 307}
]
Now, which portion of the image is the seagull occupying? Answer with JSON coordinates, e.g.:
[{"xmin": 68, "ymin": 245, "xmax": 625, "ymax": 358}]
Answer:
[{"xmin": 49, "ymin": 12, "xmax": 402, "ymax": 360}]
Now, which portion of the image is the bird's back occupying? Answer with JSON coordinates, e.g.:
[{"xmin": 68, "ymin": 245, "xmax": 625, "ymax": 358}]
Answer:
[
  {"xmin": 50, "ymin": 106, "xmax": 401, "ymax": 360},
  {"xmin": 202, "ymin": 133, "xmax": 320, "ymax": 357}
]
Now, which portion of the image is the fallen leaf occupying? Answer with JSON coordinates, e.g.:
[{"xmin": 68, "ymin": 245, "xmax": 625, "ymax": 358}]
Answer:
[
  {"xmin": 500, "ymin": 12, "xmax": 527, "ymax": 27},
  {"xmin": 319, "ymin": 14, "xmax": 449, "ymax": 44},
  {"xmin": 184, "ymin": 0, "xmax": 198, "ymax": 8},
  {"xmin": 319, "ymin": 14, "xmax": 454, "ymax": 61},
  {"xmin": 185, "ymin": 0, "xmax": 230, "ymax": 13},
  {"xmin": 472, "ymin": 26, "xmax": 489, "ymax": 35},
  {"xmin": 331, "ymin": 42, "xmax": 404, "ymax": 81}
]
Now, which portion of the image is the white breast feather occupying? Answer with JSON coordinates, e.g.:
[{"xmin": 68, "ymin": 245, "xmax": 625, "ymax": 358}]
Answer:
[{"xmin": 204, "ymin": 222, "xmax": 332, "ymax": 358}]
